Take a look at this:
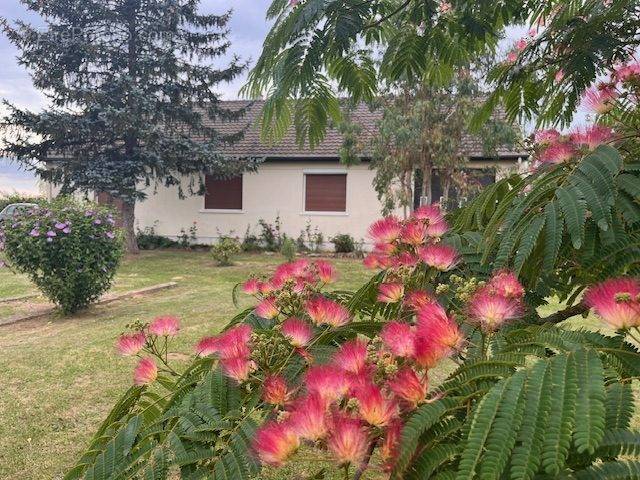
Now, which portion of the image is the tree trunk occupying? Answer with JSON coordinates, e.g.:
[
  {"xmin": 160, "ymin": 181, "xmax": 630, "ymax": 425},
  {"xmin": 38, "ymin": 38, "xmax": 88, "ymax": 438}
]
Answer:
[
  {"xmin": 421, "ymin": 164, "xmax": 432, "ymax": 205},
  {"xmin": 442, "ymin": 171, "xmax": 452, "ymax": 208},
  {"xmin": 121, "ymin": 200, "xmax": 139, "ymax": 254}
]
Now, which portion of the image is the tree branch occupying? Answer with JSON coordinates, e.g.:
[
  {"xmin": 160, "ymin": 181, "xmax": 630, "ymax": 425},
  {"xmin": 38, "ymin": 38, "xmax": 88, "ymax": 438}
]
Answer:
[
  {"xmin": 353, "ymin": 441, "xmax": 376, "ymax": 480},
  {"xmin": 363, "ymin": 0, "xmax": 412, "ymax": 31},
  {"xmin": 536, "ymin": 303, "xmax": 589, "ymax": 325}
]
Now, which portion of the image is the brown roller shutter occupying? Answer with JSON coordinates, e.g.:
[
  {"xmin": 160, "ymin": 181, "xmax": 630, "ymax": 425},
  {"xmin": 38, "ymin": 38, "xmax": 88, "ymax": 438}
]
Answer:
[
  {"xmin": 204, "ymin": 175, "xmax": 243, "ymax": 210},
  {"xmin": 305, "ymin": 174, "xmax": 347, "ymax": 212}
]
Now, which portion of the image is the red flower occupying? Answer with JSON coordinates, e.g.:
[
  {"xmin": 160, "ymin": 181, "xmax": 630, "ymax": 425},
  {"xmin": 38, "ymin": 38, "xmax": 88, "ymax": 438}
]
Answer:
[
  {"xmin": 400, "ymin": 220, "xmax": 427, "ymax": 246},
  {"xmin": 388, "ymin": 367, "xmax": 428, "ymax": 407},
  {"xmin": 305, "ymin": 365, "xmax": 349, "ymax": 403},
  {"xmin": 281, "ymin": 317, "xmax": 314, "ymax": 347},
  {"xmin": 377, "ymin": 282, "xmax": 405, "ymax": 304},
  {"xmin": 133, "ymin": 357, "xmax": 157, "ymax": 386},
  {"xmin": 116, "ymin": 332, "xmax": 146, "ymax": 356},
  {"xmin": 583, "ymin": 84, "xmax": 617, "ymax": 114},
  {"xmin": 148, "ymin": 315, "xmax": 180, "ymax": 337},
  {"xmin": 315, "ymin": 260, "xmax": 337, "ymax": 283},
  {"xmin": 332, "ymin": 339, "xmax": 369, "ymax": 374},
  {"xmin": 220, "ymin": 357, "xmax": 256, "ymax": 383},
  {"xmin": 256, "ymin": 297, "xmax": 279, "ymax": 319},
  {"xmin": 305, "ymin": 297, "xmax": 351, "ymax": 328},
  {"xmin": 326, "ymin": 413, "xmax": 370, "ymax": 466},
  {"xmin": 253, "ymin": 420, "xmax": 300, "ymax": 466},
  {"xmin": 262, "ymin": 374, "xmax": 290, "ymax": 405},
  {"xmin": 488, "ymin": 270, "xmax": 524, "ymax": 299},
  {"xmin": 584, "ymin": 277, "xmax": 640, "ymax": 330},
  {"xmin": 404, "ymin": 290, "xmax": 436, "ymax": 311},
  {"xmin": 242, "ymin": 278, "xmax": 261, "ymax": 295},
  {"xmin": 289, "ymin": 393, "xmax": 329, "ymax": 441},
  {"xmin": 368, "ymin": 216, "xmax": 402, "ymax": 243},
  {"xmin": 380, "ymin": 321, "xmax": 415, "ymax": 358},
  {"xmin": 354, "ymin": 383, "xmax": 398, "ymax": 427},
  {"xmin": 418, "ymin": 244, "xmax": 459, "ymax": 271},
  {"xmin": 468, "ymin": 288, "xmax": 524, "ymax": 332}
]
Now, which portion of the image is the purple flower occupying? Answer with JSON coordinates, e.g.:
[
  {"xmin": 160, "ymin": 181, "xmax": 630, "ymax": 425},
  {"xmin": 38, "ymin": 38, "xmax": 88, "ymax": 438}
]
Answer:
[
  {"xmin": 46, "ymin": 237, "xmax": 53, "ymax": 243},
  {"xmin": 84, "ymin": 210, "xmax": 95, "ymax": 217},
  {"xmin": 106, "ymin": 231, "xmax": 115, "ymax": 239},
  {"xmin": 54, "ymin": 222, "xmax": 67, "ymax": 230},
  {"xmin": 94, "ymin": 219, "xmax": 102, "ymax": 225},
  {"xmin": 46, "ymin": 230, "xmax": 57, "ymax": 238},
  {"xmin": 62, "ymin": 227, "xmax": 71, "ymax": 234},
  {"xmin": 29, "ymin": 228, "xmax": 40, "ymax": 237}
]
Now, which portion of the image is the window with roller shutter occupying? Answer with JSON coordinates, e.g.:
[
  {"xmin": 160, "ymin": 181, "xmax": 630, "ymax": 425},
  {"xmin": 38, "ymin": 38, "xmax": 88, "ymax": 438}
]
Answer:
[
  {"xmin": 304, "ymin": 173, "xmax": 347, "ymax": 212},
  {"xmin": 204, "ymin": 175, "xmax": 243, "ymax": 210}
]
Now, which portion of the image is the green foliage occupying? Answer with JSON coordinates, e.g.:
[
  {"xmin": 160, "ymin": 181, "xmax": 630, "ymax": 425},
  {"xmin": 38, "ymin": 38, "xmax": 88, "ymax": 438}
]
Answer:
[
  {"xmin": 280, "ymin": 237, "xmax": 297, "ymax": 261},
  {"xmin": 0, "ymin": 197, "xmax": 123, "ymax": 314},
  {"xmin": 331, "ymin": 233, "xmax": 355, "ymax": 253},
  {"xmin": 211, "ymin": 237, "xmax": 242, "ymax": 266},
  {"xmin": 136, "ymin": 225, "xmax": 179, "ymax": 250}
]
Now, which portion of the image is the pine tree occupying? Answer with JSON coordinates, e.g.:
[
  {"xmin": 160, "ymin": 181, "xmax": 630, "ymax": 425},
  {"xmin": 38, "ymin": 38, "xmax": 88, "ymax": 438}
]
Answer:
[{"xmin": 1, "ymin": 0, "xmax": 258, "ymax": 252}]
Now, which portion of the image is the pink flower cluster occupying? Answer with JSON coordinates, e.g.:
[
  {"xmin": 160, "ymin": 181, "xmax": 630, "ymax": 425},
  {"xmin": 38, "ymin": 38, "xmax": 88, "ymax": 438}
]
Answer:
[
  {"xmin": 364, "ymin": 204, "xmax": 458, "ymax": 275},
  {"xmin": 252, "ymin": 331, "xmax": 440, "ymax": 471},
  {"xmin": 195, "ymin": 324, "xmax": 256, "ymax": 382},
  {"xmin": 242, "ymin": 259, "xmax": 338, "ymax": 320},
  {"xmin": 114, "ymin": 315, "xmax": 181, "ymax": 386},
  {"xmin": 584, "ymin": 277, "xmax": 640, "ymax": 330},
  {"xmin": 531, "ymin": 124, "xmax": 614, "ymax": 168},
  {"xmin": 467, "ymin": 270, "xmax": 525, "ymax": 332}
]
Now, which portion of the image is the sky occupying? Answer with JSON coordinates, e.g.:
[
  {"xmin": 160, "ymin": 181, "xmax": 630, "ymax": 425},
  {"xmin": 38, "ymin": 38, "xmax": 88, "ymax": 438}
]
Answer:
[{"xmin": 0, "ymin": 0, "xmax": 274, "ymax": 194}]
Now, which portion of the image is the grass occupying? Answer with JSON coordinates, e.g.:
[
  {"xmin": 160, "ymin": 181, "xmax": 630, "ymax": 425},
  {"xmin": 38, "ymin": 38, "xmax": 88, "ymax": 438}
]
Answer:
[
  {"xmin": 0, "ymin": 251, "xmax": 636, "ymax": 479},
  {"xmin": 0, "ymin": 251, "xmax": 372, "ymax": 480}
]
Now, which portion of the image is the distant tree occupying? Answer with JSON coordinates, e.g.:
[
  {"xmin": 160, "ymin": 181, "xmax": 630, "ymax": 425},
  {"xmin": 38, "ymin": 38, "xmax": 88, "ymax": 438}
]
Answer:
[{"xmin": 1, "ymin": 0, "xmax": 259, "ymax": 252}]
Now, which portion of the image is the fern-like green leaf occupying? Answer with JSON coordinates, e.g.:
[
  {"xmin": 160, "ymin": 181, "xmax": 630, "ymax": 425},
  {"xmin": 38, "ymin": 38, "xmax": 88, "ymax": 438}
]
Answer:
[
  {"xmin": 556, "ymin": 186, "xmax": 587, "ymax": 249},
  {"xmin": 573, "ymin": 348, "xmax": 606, "ymax": 454}
]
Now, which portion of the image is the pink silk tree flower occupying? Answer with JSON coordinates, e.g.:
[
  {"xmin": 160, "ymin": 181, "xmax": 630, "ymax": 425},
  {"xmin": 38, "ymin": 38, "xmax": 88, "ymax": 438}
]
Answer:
[
  {"xmin": 583, "ymin": 85, "xmax": 618, "ymax": 114},
  {"xmin": 380, "ymin": 321, "xmax": 416, "ymax": 358},
  {"xmin": 388, "ymin": 367, "xmax": 428, "ymax": 407},
  {"xmin": 377, "ymin": 282, "xmax": 405, "ymax": 304},
  {"xmin": 570, "ymin": 124, "xmax": 614, "ymax": 151},
  {"xmin": 256, "ymin": 297, "xmax": 279, "ymax": 319},
  {"xmin": 368, "ymin": 216, "xmax": 402, "ymax": 244},
  {"xmin": 412, "ymin": 204, "xmax": 445, "ymax": 225},
  {"xmin": 205, "ymin": 324, "xmax": 252, "ymax": 359},
  {"xmin": 305, "ymin": 365, "xmax": 349, "ymax": 403},
  {"xmin": 242, "ymin": 277, "xmax": 261, "ymax": 295},
  {"xmin": 305, "ymin": 297, "xmax": 351, "ymax": 328},
  {"xmin": 488, "ymin": 270, "xmax": 525, "ymax": 299},
  {"xmin": 220, "ymin": 357, "xmax": 256, "ymax": 383},
  {"xmin": 133, "ymin": 357, "xmax": 158, "ymax": 386},
  {"xmin": 148, "ymin": 315, "xmax": 180, "ymax": 337},
  {"xmin": 363, "ymin": 253, "xmax": 384, "ymax": 269},
  {"xmin": 289, "ymin": 393, "xmax": 329, "ymax": 441},
  {"xmin": 281, "ymin": 317, "xmax": 314, "ymax": 347},
  {"xmin": 315, "ymin": 260, "xmax": 337, "ymax": 283},
  {"xmin": 326, "ymin": 413, "xmax": 370, "ymax": 466},
  {"xmin": 354, "ymin": 383, "xmax": 398, "ymax": 427},
  {"xmin": 400, "ymin": 221, "xmax": 427, "ymax": 246},
  {"xmin": 416, "ymin": 303, "xmax": 465, "ymax": 353},
  {"xmin": 259, "ymin": 281, "xmax": 275, "ymax": 295},
  {"xmin": 467, "ymin": 288, "xmax": 524, "ymax": 332},
  {"xmin": 613, "ymin": 61, "xmax": 640, "ymax": 83},
  {"xmin": 262, "ymin": 374, "xmax": 290, "ymax": 406},
  {"xmin": 540, "ymin": 141, "xmax": 577, "ymax": 164},
  {"xmin": 534, "ymin": 128, "xmax": 561, "ymax": 145},
  {"xmin": 392, "ymin": 251, "xmax": 419, "ymax": 268},
  {"xmin": 194, "ymin": 336, "xmax": 219, "ymax": 357},
  {"xmin": 584, "ymin": 277, "xmax": 640, "ymax": 330},
  {"xmin": 418, "ymin": 244, "xmax": 459, "ymax": 271},
  {"xmin": 253, "ymin": 420, "xmax": 300, "ymax": 466},
  {"xmin": 405, "ymin": 290, "xmax": 436, "ymax": 311},
  {"xmin": 412, "ymin": 334, "xmax": 446, "ymax": 369},
  {"xmin": 380, "ymin": 419, "xmax": 403, "ymax": 471},
  {"xmin": 426, "ymin": 219, "xmax": 449, "ymax": 238},
  {"xmin": 116, "ymin": 332, "xmax": 146, "ymax": 356},
  {"xmin": 332, "ymin": 339, "xmax": 369, "ymax": 375}
]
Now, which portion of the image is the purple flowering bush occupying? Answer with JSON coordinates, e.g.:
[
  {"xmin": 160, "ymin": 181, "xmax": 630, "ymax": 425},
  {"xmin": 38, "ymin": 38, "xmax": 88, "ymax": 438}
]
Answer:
[{"xmin": 0, "ymin": 196, "xmax": 123, "ymax": 314}]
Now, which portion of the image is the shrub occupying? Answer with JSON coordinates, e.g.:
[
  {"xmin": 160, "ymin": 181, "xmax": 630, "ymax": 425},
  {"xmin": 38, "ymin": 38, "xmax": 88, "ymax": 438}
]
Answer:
[
  {"xmin": 135, "ymin": 224, "xmax": 179, "ymax": 250},
  {"xmin": 0, "ymin": 197, "xmax": 123, "ymax": 314},
  {"xmin": 241, "ymin": 225, "xmax": 262, "ymax": 252},
  {"xmin": 211, "ymin": 236, "xmax": 241, "ymax": 266},
  {"xmin": 330, "ymin": 233, "xmax": 355, "ymax": 253},
  {"xmin": 280, "ymin": 236, "xmax": 297, "ymax": 261}
]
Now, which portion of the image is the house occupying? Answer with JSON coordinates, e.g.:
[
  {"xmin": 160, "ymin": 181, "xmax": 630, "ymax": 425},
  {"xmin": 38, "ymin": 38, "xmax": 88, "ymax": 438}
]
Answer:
[{"xmin": 46, "ymin": 100, "xmax": 527, "ymax": 247}]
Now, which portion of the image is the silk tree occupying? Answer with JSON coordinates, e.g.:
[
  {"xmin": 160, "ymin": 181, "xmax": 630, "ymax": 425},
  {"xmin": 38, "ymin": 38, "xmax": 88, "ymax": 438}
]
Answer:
[{"xmin": 1, "ymin": 0, "xmax": 258, "ymax": 252}]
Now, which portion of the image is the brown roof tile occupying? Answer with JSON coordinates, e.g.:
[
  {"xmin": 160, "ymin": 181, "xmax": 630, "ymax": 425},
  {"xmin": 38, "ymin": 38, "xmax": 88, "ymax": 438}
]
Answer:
[{"xmin": 205, "ymin": 100, "xmax": 527, "ymax": 159}]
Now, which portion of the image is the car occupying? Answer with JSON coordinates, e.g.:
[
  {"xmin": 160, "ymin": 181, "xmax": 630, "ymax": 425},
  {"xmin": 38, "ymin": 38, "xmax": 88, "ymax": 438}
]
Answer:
[{"xmin": 0, "ymin": 203, "xmax": 39, "ymax": 224}]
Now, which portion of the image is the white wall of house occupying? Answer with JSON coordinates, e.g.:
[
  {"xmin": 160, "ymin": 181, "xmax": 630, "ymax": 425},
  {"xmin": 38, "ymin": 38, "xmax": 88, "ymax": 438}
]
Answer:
[{"xmin": 134, "ymin": 161, "xmax": 394, "ymax": 247}]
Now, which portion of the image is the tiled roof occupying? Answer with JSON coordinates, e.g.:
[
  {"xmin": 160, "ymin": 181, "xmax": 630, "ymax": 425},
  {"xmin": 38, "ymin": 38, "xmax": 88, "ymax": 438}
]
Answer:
[{"xmin": 205, "ymin": 100, "xmax": 527, "ymax": 159}]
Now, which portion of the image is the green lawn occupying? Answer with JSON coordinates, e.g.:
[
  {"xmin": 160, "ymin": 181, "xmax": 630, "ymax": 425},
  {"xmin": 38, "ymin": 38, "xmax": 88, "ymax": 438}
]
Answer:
[
  {"xmin": 0, "ymin": 251, "xmax": 635, "ymax": 479},
  {"xmin": 0, "ymin": 251, "xmax": 372, "ymax": 480}
]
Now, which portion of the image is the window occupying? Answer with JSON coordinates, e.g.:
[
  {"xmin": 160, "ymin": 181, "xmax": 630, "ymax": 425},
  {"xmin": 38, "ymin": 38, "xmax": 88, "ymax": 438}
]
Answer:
[
  {"xmin": 304, "ymin": 173, "xmax": 347, "ymax": 213},
  {"xmin": 204, "ymin": 175, "xmax": 243, "ymax": 210}
]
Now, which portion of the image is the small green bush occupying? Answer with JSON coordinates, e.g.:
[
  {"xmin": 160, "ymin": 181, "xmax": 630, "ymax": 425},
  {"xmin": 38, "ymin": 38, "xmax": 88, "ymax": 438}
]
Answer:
[
  {"xmin": 331, "ymin": 233, "xmax": 355, "ymax": 253},
  {"xmin": 136, "ymin": 225, "xmax": 179, "ymax": 250},
  {"xmin": 0, "ymin": 197, "xmax": 123, "ymax": 314},
  {"xmin": 280, "ymin": 237, "xmax": 297, "ymax": 261},
  {"xmin": 211, "ymin": 236, "xmax": 241, "ymax": 266}
]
